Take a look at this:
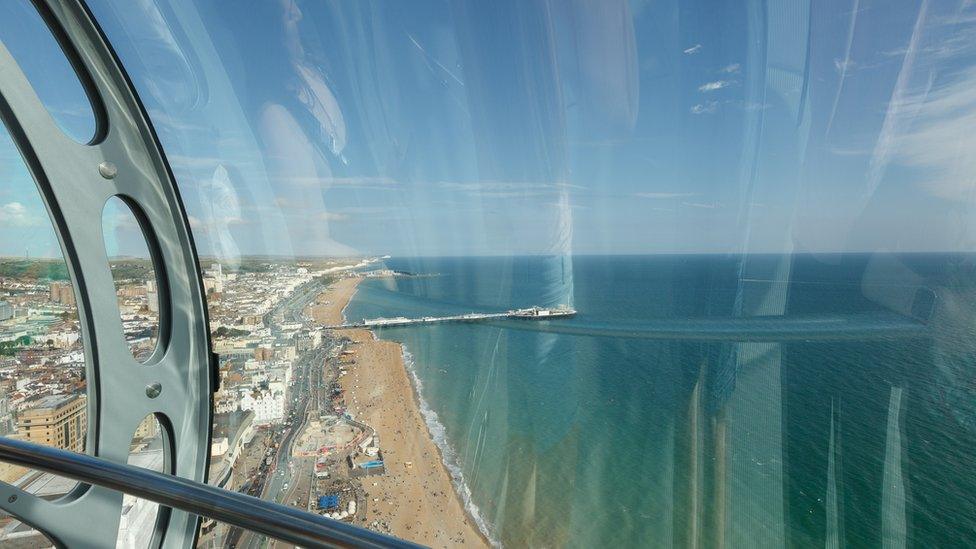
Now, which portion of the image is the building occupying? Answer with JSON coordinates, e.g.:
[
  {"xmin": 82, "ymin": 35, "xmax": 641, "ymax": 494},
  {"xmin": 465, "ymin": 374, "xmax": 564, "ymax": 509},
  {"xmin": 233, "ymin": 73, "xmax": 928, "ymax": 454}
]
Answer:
[
  {"xmin": 48, "ymin": 282, "xmax": 76, "ymax": 306},
  {"xmin": 0, "ymin": 390, "xmax": 13, "ymax": 436},
  {"xmin": 213, "ymin": 388, "xmax": 239, "ymax": 414},
  {"xmin": 295, "ymin": 332, "xmax": 312, "ymax": 353},
  {"xmin": 116, "ymin": 447, "xmax": 163, "ymax": 548},
  {"xmin": 133, "ymin": 414, "xmax": 158, "ymax": 441},
  {"xmin": 0, "ymin": 301, "xmax": 13, "ymax": 322},
  {"xmin": 254, "ymin": 346, "xmax": 273, "ymax": 361},
  {"xmin": 17, "ymin": 394, "xmax": 87, "ymax": 452},
  {"xmin": 206, "ymin": 262, "xmax": 222, "ymax": 281},
  {"xmin": 203, "ymin": 263, "xmax": 224, "ymax": 294},
  {"xmin": 239, "ymin": 389, "xmax": 284, "ymax": 425}
]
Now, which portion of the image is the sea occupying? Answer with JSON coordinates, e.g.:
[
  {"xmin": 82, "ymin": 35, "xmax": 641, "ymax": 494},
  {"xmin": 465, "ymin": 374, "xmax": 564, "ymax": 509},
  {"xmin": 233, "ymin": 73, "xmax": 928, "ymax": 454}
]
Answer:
[{"xmin": 344, "ymin": 254, "xmax": 976, "ymax": 548}]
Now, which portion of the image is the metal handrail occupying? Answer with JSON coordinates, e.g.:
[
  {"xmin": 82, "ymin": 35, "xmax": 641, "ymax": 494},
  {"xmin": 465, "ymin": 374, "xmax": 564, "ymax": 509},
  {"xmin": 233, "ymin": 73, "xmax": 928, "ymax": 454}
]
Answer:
[{"xmin": 0, "ymin": 437, "xmax": 425, "ymax": 549}]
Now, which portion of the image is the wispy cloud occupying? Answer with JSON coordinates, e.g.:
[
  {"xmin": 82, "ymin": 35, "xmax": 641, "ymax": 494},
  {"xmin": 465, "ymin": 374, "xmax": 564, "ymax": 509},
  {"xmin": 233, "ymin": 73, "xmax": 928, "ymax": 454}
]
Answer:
[
  {"xmin": 0, "ymin": 202, "xmax": 40, "ymax": 227},
  {"xmin": 719, "ymin": 63, "xmax": 741, "ymax": 74},
  {"xmin": 635, "ymin": 192, "xmax": 698, "ymax": 199},
  {"xmin": 891, "ymin": 66, "xmax": 976, "ymax": 200},
  {"xmin": 740, "ymin": 101, "xmax": 770, "ymax": 112},
  {"xmin": 864, "ymin": 1, "xmax": 929, "ymax": 202},
  {"xmin": 683, "ymin": 44, "xmax": 702, "ymax": 55},
  {"xmin": 691, "ymin": 101, "xmax": 719, "ymax": 114},
  {"xmin": 828, "ymin": 146, "xmax": 871, "ymax": 156},
  {"xmin": 438, "ymin": 181, "xmax": 581, "ymax": 198},
  {"xmin": 699, "ymin": 80, "xmax": 732, "ymax": 92},
  {"xmin": 317, "ymin": 211, "xmax": 349, "ymax": 222},
  {"xmin": 285, "ymin": 176, "xmax": 399, "ymax": 190},
  {"xmin": 833, "ymin": 57, "xmax": 856, "ymax": 73},
  {"xmin": 682, "ymin": 201, "xmax": 719, "ymax": 209}
]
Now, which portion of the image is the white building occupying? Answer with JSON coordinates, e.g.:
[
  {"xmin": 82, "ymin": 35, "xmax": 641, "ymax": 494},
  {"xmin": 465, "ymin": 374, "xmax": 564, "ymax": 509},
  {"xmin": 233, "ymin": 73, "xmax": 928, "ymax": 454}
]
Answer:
[
  {"xmin": 0, "ymin": 301, "xmax": 13, "ymax": 321},
  {"xmin": 116, "ymin": 448, "xmax": 164, "ymax": 548},
  {"xmin": 239, "ymin": 389, "xmax": 284, "ymax": 424}
]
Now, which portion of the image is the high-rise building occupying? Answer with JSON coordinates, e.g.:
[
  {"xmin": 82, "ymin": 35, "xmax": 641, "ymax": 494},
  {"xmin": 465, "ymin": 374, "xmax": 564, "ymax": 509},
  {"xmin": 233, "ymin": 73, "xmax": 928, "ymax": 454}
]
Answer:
[
  {"xmin": 17, "ymin": 394, "xmax": 87, "ymax": 453},
  {"xmin": 48, "ymin": 282, "xmax": 76, "ymax": 306},
  {"xmin": 133, "ymin": 414, "xmax": 158, "ymax": 441},
  {"xmin": 0, "ymin": 301, "xmax": 13, "ymax": 322},
  {"xmin": 254, "ymin": 346, "xmax": 273, "ymax": 361},
  {"xmin": 0, "ymin": 390, "xmax": 13, "ymax": 436}
]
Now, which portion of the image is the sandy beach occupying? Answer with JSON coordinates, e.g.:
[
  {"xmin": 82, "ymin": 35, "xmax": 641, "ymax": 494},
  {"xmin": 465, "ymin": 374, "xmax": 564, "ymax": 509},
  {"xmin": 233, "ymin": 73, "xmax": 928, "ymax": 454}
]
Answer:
[{"xmin": 310, "ymin": 277, "xmax": 489, "ymax": 548}]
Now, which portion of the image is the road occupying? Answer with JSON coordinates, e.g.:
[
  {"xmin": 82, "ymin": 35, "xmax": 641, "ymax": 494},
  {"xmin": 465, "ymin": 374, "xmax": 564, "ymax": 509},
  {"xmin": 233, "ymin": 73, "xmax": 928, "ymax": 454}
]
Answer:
[
  {"xmin": 261, "ymin": 346, "xmax": 325, "ymax": 503},
  {"xmin": 235, "ymin": 277, "xmax": 332, "ymax": 549}
]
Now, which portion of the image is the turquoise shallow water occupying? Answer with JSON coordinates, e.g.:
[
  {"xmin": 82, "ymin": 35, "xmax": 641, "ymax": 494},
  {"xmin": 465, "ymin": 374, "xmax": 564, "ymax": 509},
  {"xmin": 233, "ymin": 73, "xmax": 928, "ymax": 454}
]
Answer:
[{"xmin": 345, "ymin": 255, "xmax": 976, "ymax": 548}]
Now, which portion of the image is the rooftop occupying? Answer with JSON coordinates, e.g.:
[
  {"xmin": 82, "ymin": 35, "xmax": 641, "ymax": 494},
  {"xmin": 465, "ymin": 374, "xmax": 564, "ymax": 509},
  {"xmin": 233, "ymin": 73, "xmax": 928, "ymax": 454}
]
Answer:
[{"xmin": 23, "ymin": 393, "xmax": 81, "ymax": 412}]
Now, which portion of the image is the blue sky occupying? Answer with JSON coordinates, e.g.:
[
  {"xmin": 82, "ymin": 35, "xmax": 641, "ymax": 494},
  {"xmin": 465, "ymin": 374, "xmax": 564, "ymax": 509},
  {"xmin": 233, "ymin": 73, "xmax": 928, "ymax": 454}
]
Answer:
[{"xmin": 3, "ymin": 0, "xmax": 976, "ymax": 258}]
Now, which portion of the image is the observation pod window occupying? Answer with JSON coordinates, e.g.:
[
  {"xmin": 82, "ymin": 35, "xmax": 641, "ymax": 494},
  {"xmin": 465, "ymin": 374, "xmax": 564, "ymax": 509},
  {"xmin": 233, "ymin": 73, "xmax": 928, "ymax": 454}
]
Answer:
[
  {"xmin": 0, "ymin": 0, "xmax": 100, "ymax": 144},
  {"xmin": 0, "ymin": 0, "xmax": 215, "ymax": 546},
  {"xmin": 102, "ymin": 197, "xmax": 161, "ymax": 363},
  {"xmin": 116, "ymin": 414, "xmax": 169, "ymax": 548},
  {"xmin": 0, "ymin": 104, "xmax": 89, "ymax": 546}
]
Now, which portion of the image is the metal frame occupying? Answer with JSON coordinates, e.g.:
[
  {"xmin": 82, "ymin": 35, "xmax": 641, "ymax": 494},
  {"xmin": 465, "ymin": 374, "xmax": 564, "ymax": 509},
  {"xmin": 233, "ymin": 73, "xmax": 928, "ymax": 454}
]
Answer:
[
  {"xmin": 0, "ymin": 437, "xmax": 422, "ymax": 549},
  {"xmin": 0, "ymin": 0, "xmax": 214, "ymax": 546},
  {"xmin": 0, "ymin": 2, "xmax": 427, "ymax": 547}
]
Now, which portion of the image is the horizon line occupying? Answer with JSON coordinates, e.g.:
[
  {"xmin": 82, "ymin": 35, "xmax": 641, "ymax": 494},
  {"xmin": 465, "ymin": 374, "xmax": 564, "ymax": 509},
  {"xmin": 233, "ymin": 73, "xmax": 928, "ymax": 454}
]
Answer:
[{"xmin": 4, "ymin": 250, "xmax": 976, "ymax": 261}]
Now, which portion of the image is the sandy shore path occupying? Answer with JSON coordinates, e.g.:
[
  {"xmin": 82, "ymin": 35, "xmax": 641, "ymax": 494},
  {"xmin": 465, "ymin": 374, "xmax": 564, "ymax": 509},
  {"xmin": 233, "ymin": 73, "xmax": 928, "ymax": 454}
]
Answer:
[
  {"xmin": 312, "ymin": 277, "xmax": 489, "ymax": 548},
  {"xmin": 307, "ymin": 276, "xmax": 361, "ymax": 325}
]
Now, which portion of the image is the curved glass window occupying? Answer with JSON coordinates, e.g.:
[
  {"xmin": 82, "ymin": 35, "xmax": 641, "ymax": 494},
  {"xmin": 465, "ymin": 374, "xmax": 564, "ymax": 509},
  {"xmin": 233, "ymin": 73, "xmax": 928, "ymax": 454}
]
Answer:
[
  {"xmin": 0, "ymin": 1, "xmax": 99, "ymax": 144},
  {"xmin": 116, "ymin": 414, "xmax": 165, "ymax": 548},
  {"xmin": 102, "ymin": 197, "xmax": 160, "ymax": 363},
  {"xmin": 77, "ymin": 0, "xmax": 976, "ymax": 546},
  {"xmin": 0, "ymin": 112, "xmax": 87, "ymax": 542}
]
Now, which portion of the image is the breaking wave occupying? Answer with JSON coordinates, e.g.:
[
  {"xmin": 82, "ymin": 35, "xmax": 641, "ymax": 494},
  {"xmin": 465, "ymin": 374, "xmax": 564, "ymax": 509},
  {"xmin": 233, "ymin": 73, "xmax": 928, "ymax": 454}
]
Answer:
[{"xmin": 400, "ymin": 347, "xmax": 501, "ymax": 547}]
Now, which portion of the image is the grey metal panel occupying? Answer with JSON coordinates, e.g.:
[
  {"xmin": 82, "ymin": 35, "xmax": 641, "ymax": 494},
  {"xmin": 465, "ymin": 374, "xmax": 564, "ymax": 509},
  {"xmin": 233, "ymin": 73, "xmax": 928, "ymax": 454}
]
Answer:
[{"xmin": 0, "ymin": 1, "xmax": 213, "ymax": 546}]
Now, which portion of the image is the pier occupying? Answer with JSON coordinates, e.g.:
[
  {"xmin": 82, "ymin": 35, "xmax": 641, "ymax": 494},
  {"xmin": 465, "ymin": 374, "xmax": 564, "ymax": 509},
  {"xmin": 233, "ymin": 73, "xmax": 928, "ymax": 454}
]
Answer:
[{"xmin": 324, "ymin": 306, "xmax": 576, "ymax": 330}]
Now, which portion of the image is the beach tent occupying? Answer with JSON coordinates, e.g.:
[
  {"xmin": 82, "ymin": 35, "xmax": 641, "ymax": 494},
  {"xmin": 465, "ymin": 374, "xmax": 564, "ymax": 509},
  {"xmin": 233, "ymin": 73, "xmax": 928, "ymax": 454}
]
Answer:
[{"xmin": 318, "ymin": 494, "xmax": 340, "ymax": 510}]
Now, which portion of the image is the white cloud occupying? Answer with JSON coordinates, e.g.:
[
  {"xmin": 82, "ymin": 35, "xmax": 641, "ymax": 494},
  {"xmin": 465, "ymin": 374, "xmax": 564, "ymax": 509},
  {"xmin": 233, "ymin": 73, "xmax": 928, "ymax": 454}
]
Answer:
[
  {"xmin": 683, "ymin": 44, "xmax": 702, "ymax": 55},
  {"xmin": 0, "ymin": 202, "xmax": 40, "ymax": 227},
  {"xmin": 317, "ymin": 211, "xmax": 349, "ymax": 222},
  {"xmin": 691, "ymin": 101, "xmax": 719, "ymax": 114},
  {"xmin": 720, "ymin": 63, "xmax": 741, "ymax": 74},
  {"xmin": 682, "ymin": 201, "xmax": 719, "ymax": 209},
  {"xmin": 698, "ymin": 80, "xmax": 732, "ymax": 92},
  {"xmin": 891, "ymin": 66, "xmax": 976, "ymax": 200}
]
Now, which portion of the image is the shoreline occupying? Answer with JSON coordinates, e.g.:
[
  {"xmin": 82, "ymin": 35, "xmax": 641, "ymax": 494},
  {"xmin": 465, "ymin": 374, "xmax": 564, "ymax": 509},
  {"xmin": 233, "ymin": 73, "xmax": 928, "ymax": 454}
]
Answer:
[
  {"xmin": 398, "ymin": 346, "xmax": 498, "ymax": 547},
  {"xmin": 314, "ymin": 277, "xmax": 491, "ymax": 547}
]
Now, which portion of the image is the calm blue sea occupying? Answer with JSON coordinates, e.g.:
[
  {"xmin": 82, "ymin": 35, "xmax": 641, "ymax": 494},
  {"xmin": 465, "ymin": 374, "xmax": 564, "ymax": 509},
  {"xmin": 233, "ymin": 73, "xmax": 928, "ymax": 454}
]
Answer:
[{"xmin": 344, "ymin": 254, "xmax": 976, "ymax": 548}]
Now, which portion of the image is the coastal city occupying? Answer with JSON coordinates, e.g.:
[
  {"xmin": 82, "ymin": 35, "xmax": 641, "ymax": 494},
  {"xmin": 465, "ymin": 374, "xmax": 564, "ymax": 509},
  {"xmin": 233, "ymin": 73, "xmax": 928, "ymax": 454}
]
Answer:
[{"xmin": 0, "ymin": 255, "xmax": 489, "ymax": 548}]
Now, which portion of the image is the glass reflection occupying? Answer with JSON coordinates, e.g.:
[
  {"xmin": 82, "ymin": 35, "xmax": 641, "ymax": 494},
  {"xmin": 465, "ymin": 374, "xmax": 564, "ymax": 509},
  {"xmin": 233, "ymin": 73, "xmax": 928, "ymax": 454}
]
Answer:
[{"xmin": 74, "ymin": 0, "xmax": 976, "ymax": 546}]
